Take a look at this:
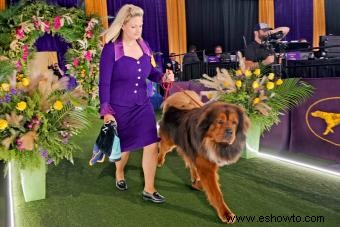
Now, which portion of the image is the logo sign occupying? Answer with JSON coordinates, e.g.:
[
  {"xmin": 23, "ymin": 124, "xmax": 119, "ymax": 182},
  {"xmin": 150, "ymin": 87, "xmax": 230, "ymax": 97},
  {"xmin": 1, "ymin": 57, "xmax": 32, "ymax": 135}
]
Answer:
[{"xmin": 306, "ymin": 97, "xmax": 340, "ymax": 146}]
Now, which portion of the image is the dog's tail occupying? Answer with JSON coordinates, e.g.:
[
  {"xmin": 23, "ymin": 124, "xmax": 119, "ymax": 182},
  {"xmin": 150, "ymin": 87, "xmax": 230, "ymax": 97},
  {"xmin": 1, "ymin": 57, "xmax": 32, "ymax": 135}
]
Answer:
[{"xmin": 161, "ymin": 90, "xmax": 204, "ymax": 113}]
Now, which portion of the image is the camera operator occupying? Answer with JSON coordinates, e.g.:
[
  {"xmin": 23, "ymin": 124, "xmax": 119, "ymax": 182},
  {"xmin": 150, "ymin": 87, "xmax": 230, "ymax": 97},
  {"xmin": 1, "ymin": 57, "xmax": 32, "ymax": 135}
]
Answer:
[{"xmin": 244, "ymin": 23, "xmax": 289, "ymax": 70}]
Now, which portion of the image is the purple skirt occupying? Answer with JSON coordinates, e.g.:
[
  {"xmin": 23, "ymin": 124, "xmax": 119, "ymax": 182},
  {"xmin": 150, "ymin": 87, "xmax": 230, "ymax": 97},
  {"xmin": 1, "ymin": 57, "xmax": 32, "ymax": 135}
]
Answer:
[{"xmin": 112, "ymin": 101, "xmax": 160, "ymax": 152}]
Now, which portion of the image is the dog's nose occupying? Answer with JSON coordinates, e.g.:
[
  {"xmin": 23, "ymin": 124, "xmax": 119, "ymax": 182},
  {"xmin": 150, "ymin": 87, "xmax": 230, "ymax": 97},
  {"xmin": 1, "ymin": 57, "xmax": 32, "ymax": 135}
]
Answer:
[{"xmin": 225, "ymin": 128, "xmax": 233, "ymax": 137}]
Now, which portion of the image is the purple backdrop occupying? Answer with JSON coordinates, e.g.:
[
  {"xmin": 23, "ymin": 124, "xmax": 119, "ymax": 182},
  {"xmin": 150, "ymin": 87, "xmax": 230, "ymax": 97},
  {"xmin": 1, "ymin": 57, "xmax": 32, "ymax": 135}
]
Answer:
[
  {"xmin": 274, "ymin": 0, "xmax": 313, "ymax": 43},
  {"xmin": 106, "ymin": 0, "xmax": 169, "ymax": 67},
  {"xmin": 289, "ymin": 78, "xmax": 340, "ymax": 162}
]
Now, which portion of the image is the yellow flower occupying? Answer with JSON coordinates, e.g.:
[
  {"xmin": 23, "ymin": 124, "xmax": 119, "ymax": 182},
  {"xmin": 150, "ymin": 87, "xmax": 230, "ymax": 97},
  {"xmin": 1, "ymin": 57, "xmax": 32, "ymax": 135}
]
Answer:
[
  {"xmin": 252, "ymin": 81, "xmax": 259, "ymax": 89},
  {"xmin": 207, "ymin": 93, "xmax": 213, "ymax": 99},
  {"xmin": 16, "ymin": 101, "xmax": 27, "ymax": 111},
  {"xmin": 276, "ymin": 79, "xmax": 283, "ymax": 85},
  {"xmin": 245, "ymin": 70, "xmax": 252, "ymax": 77},
  {"xmin": 53, "ymin": 100, "xmax": 63, "ymax": 110},
  {"xmin": 16, "ymin": 82, "xmax": 23, "ymax": 88},
  {"xmin": 254, "ymin": 69, "xmax": 261, "ymax": 76},
  {"xmin": 22, "ymin": 77, "xmax": 30, "ymax": 86},
  {"xmin": 235, "ymin": 70, "xmax": 242, "ymax": 76},
  {"xmin": 235, "ymin": 80, "xmax": 242, "ymax": 88},
  {"xmin": 0, "ymin": 119, "xmax": 8, "ymax": 130},
  {"xmin": 267, "ymin": 82, "xmax": 275, "ymax": 90},
  {"xmin": 268, "ymin": 73, "xmax": 275, "ymax": 80},
  {"xmin": 1, "ymin": 83, "xmax": 10, "ymax": 92},
  {"xmin": 253, "ymin": 98, "xmax": 261, "ymax": 105},
  {"xmin": 223, "ymin": 81, "xmax": 229, "ymax": 87}
]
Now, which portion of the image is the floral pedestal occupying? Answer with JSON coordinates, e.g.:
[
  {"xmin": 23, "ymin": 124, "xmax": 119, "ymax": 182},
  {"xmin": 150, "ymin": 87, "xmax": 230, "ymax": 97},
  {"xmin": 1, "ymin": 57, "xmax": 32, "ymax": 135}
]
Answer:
[
  {"xmin": 242, "ymin": 122, "xmax": 261, "ymax": 159},
  {"xmin": 19, "ymin": 158, "xmax": 46, "ymax": 202}
]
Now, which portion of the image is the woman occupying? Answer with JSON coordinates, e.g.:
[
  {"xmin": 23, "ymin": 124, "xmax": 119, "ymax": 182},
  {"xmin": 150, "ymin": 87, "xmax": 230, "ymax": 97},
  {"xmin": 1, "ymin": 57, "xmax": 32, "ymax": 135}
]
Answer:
[{"xmin": 99, "ymin": 4, "xmax": 173, "ymax": 203}]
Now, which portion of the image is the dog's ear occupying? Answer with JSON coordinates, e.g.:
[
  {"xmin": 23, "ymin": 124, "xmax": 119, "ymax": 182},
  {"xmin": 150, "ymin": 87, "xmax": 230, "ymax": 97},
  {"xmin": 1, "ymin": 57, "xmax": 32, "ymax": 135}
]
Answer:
[
  {"xmin": 235, "ymin": 105, "xmax": 250, "ymax": 133},
  {"xmin": 197, "ymin": 108, "xmax": 215, "ymax": 139}
]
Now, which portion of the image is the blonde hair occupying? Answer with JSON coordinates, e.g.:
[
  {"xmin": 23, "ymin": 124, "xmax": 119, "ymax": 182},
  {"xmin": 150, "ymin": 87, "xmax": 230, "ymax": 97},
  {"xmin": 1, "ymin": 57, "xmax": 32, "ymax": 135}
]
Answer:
[{"xmin": 102, "ymin": 4, "xmax": 144, "ymax": 43}]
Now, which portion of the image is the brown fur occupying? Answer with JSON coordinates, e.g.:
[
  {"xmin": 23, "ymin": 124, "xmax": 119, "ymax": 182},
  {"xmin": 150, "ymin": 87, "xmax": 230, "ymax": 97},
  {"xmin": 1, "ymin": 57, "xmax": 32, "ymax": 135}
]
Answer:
[{"xmin": 158, "ymin": 91, "xmax": 250, "ymax": 224}]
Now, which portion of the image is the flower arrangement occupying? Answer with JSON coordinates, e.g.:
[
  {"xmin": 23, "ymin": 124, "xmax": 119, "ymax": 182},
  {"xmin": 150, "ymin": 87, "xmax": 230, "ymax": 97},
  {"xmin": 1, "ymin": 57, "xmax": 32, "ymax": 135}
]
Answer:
[
  {"xmin": 0, "ymin": 59, "xmax": 94, "ymax": 170},
  {"xmin": 199, "ymin": 67, "xmax": 314, "ymax": 133},
  {"xmin": 0, "ymin": 1, "xmax": 102, "ymax": 105}
]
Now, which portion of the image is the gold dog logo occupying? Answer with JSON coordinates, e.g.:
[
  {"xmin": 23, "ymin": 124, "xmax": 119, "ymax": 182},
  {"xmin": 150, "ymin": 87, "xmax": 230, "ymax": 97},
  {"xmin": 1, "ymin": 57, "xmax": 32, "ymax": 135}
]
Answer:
[
  {"xmin": 305, "ymin": 97, "xmax": 340, "ymax": 147},
  {"xmin": 311, "ymin": 110, "xmax": 340, "ymax": 135}
]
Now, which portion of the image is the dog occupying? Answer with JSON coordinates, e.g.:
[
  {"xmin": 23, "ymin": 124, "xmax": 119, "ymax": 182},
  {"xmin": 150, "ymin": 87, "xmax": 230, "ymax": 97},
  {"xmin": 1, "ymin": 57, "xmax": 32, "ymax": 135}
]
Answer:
[
  {"xmin": 158, "ymin": 91, "xmax": 250, "ymax": 224},
  {"xmin": 311, "ymin": 110, "xmax": 340, "ymax": 135}
]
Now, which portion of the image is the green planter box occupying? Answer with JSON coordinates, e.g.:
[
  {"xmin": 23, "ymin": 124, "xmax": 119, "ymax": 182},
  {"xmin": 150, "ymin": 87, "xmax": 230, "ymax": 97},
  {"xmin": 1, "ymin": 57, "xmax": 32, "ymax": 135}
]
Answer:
[
  {"xmin": 19, "ymin": 158, "xmax": 46, "ymax": 202},
  {"xmin": 242, "ymin": 122, "xmax": 261, "ymax": 159}
]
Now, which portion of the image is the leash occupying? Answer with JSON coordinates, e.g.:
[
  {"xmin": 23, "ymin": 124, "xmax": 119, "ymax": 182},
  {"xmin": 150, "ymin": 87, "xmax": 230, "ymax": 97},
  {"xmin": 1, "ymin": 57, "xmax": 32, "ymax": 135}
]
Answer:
[{"xmin": 161, "ymin": 81, "xmax": 204, "ymax": 108}]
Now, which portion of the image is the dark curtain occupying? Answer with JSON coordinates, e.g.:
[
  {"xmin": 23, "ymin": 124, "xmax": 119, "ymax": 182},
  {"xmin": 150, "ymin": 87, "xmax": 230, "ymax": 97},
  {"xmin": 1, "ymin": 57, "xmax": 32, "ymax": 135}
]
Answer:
[
  {"xmin": 274, "ymin": 0, "xmax": 313, "ymax": 43},
  {"xmin": 185, "ymin": 0, "xmax": 258, "ymax": 54},
  {"xmin": 325, "ymin": 0, "xmax": 340, "ymax": 35},
  {"xmin": 221, "ymin": 0, "xmax": 258, "ymax": 52},
  {"xmin": 107, "ymin": 0, "xmax": 169, "ymax": 65},
  {"xmin": 8, "ymin": 0, "xmax": 83, "ymax": 7}
]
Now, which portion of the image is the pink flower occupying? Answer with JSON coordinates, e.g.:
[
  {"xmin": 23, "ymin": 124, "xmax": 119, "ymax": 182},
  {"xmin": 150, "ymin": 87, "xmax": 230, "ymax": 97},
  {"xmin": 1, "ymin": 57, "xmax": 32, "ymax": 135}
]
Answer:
[
  {"xmin": 22, "ymin": 45, "xmax": 29, "ymax": 61},
  {"xmin": 53, "ymin": 16, "xmax": 62, "ymax": 30},
  {"xmin": 16, "ymin": 60, "xmax": 22, "ymax": 71},
  {"xmin": 16, "ymin": 27, "xmax": 24, "ymax": 39},
  {"xmin": 16, "ymin": 139, "xmax": 24, "ymax": 151},
  {"xmin": 84, "ymin": 51, "xmax": 92, "ymax": 62},
  {"xmin": 33, "ymin": 20, "xmax": 40, "ymax": 30},
  {"xmin": 43, "ymin": 21, "xmax": 50, "ymax": 32},
  {"xmin": 73, "ymin": 58, "xmax": 79, "ymax": 67},
  {"xmin": 85, "ymin": 30, "xmax": 93, "ymax": 39}
]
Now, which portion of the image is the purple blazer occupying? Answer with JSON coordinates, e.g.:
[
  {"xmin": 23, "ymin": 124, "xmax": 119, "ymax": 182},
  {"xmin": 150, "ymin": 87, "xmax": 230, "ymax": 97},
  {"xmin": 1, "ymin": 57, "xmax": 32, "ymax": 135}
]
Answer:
[{"xmin": 99, "ymin": 38, "xmax": 164, "ymax": 116}]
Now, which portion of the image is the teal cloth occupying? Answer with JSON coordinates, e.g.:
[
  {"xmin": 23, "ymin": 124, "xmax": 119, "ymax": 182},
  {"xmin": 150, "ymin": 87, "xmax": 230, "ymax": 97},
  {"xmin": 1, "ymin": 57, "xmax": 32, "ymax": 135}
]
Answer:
[{"xmin": 109, "ymin": 135, "xmax": 121, "ymax": 162}]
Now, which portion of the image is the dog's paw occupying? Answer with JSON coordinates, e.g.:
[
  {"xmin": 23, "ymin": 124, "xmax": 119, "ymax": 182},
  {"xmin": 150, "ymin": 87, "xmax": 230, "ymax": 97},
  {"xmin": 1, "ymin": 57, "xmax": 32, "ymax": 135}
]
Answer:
[
  {"xmin": 191, "ymin": 180, "xmax": 203, "ymax": 191},
  {"xmin": 220, "ymin": 211, "xmax": 236, "ymax": 224},
  {"xmin": 157, "ymin": 156, "xmax": 165, "ymax": 167}
]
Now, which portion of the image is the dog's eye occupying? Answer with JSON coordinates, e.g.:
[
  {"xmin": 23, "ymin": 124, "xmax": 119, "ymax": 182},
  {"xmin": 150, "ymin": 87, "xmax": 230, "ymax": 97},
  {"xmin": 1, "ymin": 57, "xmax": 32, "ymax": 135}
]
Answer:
[{"xmin": 217, "ymin": 120, "xmax": 224, "ymax": 125}]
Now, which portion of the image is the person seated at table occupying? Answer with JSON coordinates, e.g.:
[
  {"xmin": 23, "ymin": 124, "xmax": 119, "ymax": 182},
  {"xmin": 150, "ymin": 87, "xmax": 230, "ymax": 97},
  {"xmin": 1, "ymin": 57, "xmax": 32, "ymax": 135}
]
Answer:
[
  {"xmin": 244, "ymin": 23, "xmax": 289, "ymax": 70},
  {"xmin": 207, "ymin": 45, "xmax": 224, "ymax": 63},
  {"xmin": 165, "ymin": 52, "xmax": 181, "ymax": 81},
  {"xmin": 214, "ymin": 45, "xmax": 223, "ymax": 59},
  {"xmin": 183, "ymin": 45, "xmax": 200, "ymax": 65}
]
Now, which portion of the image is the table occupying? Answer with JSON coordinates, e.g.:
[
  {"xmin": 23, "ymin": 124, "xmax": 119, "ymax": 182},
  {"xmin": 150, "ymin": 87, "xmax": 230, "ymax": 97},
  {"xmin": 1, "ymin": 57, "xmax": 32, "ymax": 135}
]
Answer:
[
  {"xmin": 181, "ymin": 61, "xmax": 238, "ymax": 81},
  {"xmin": 284, "ymin": 58, "xmax": 340, "ymax": 78}
]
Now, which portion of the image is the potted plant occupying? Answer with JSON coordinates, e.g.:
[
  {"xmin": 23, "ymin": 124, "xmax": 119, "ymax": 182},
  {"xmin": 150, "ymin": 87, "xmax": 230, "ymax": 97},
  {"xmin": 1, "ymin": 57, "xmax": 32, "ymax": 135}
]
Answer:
[{"xmin": 0, "ymin": 59, "xmax": 93, "ymax": 202}]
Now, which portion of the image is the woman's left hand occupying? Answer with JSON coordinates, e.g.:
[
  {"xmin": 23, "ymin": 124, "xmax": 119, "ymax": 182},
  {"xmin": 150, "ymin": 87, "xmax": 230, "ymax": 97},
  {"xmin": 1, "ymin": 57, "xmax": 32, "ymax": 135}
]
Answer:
[{"xmin": 163, "ymin": 69, "xmax": 175, "ymax": 82}]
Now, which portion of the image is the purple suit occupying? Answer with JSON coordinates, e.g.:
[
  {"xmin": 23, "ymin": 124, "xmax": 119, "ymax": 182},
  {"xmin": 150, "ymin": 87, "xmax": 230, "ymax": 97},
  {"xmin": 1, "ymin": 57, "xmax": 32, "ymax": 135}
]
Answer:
[{"xmin": 99, "ymin": 38, "xmax": 163, "ymax": 152}]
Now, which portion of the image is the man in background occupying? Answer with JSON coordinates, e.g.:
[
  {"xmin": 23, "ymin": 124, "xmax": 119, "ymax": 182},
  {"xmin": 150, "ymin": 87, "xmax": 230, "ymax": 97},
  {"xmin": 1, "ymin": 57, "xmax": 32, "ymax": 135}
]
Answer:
[
  {"xmin": 165, "ymin": 53, "xmax": 181, "ymax": 81},
  {"xmin": 214, "ymin": 45, "xmax": 223, "ymax": 59},
  {"xmin": 183, "ymin": 45, "xmax": 200, "ymax": 65},
  {"xmin": 244, "ymin": 23, "xmax": 289, "ymax": 69}
]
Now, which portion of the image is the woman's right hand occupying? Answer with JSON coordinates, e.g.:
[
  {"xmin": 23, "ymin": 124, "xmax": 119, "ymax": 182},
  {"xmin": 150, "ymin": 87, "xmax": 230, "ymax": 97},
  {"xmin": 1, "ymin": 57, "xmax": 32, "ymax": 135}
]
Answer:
[{"xmin": 104, "ymin": 114, "xmax": 116, "ymax": 123}]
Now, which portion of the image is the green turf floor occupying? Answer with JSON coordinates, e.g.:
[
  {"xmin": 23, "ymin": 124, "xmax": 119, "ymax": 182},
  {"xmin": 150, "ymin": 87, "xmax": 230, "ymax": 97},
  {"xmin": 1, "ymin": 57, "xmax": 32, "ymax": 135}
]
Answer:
[{"xmin": 11, "ymin": 118, "xmax": 340, "ymax": 227}]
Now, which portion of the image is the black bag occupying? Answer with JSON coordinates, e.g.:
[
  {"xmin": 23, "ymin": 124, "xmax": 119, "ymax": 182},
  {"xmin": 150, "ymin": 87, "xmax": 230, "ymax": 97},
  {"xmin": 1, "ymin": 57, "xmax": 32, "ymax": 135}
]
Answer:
[{"xmin": 95, "ymin": 121, "xmax": 118, "ymax": 156}]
